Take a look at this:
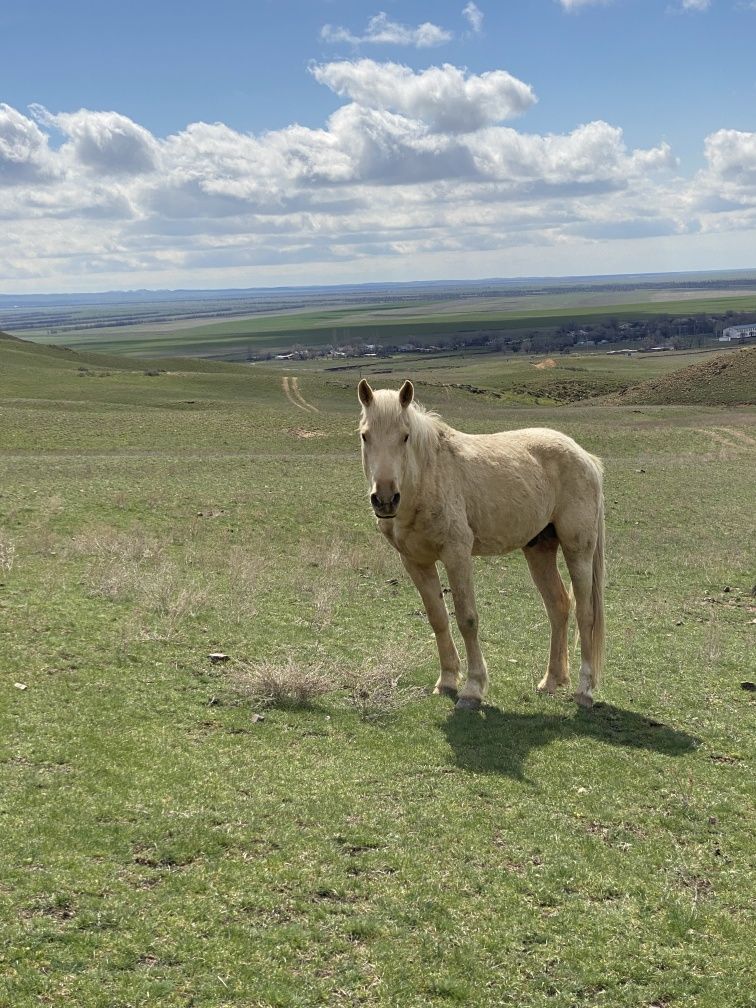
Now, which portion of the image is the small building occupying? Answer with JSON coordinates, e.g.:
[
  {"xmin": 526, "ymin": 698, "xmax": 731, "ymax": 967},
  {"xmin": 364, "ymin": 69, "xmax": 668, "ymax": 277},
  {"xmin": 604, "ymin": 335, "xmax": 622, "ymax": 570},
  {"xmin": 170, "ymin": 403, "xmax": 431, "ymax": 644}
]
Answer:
[{"xmin": 720, "ymin": 323, "xmax": 756, "ymax": 342}]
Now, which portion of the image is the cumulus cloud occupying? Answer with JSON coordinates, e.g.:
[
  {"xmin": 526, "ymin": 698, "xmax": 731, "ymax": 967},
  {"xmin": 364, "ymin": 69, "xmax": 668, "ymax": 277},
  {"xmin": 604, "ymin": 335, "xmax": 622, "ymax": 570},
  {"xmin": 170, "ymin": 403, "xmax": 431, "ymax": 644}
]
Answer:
[
  {"xmin": 320, "ymin": 12, "xmax": 452, "ymax": 48},
  {"xmin": 471, "ymin": 121, "xmax": 675, "ymax": 191},
  {"xmin": 32, "ymin": 105, "xmax": 160, "ymax": 175},
  {"xmin": 689, "ymin": 129, "xmax": 756, "ymax": 231},
  {"xmin": 462, "ymin": 2, "xmax": 484, "ymax": 33},
  {"xmin": 327, "ymin": 103, "xmax": 480, "ymax": 184},
  {"xmin": 0, "ymin": 104, "xmax": 58, "ymax": 185},
  {"xmin": 702, "ymin": 129, "xmax": 756, "ymax": 185},
  {"xmin": 311, "ymin": 59, "xmax": 536, "ymax": 133},
  {"xmin": 3, "ymin": 55, "xmax": 747, "ymax": 291},
  {"xmin": 680, "ymin": 0, "xmax": 710, "ymax": 10}
]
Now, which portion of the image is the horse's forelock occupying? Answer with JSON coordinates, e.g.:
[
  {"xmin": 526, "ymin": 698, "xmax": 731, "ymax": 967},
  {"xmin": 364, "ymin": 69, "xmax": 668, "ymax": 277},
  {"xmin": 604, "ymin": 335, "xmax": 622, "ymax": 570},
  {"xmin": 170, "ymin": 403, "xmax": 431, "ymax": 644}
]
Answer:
[{"xmin": 362, "ymin": 388, "xmax": 441, "ymax": 457}]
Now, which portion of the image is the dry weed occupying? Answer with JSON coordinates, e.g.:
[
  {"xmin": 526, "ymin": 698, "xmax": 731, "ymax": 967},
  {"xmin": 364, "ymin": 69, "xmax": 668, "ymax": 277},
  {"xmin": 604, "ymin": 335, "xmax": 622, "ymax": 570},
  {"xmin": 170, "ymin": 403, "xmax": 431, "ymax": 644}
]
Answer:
[
  {"xmin": 227, "ymin": 547, "xmax": 268, "ymax": 590},
  {"xmin": 68, "ymin": 525, "xmax": 162, "ymax": 564},
  {"xmin": 0, "ymin": 534, "xmax": 16, "ymax": 574},
  {"xmin": 343, "ymin": 642, "xmax": 426, "ymax": 721},
  {"xmin": 87, "ymin": 549, "xmax": 210, "ymax": 643},
  {"xmin": 229, "ymin": 656, "xmax": 337, "ymax": 708},
  {"xmin": 227, "ymin": 642, "xmax": 425, "ymax": 720},
  {"xmin": 226, "ymin": 547, "xmax": 270, "ymax": 620}
]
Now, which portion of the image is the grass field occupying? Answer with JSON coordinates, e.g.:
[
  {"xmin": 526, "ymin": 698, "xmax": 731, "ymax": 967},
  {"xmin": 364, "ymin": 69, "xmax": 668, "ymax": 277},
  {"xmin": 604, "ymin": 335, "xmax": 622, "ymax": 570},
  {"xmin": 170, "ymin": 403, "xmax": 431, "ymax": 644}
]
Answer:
[{"xmin": 1, "ymin": 334, "xmax": 754, "ymax": 1006}]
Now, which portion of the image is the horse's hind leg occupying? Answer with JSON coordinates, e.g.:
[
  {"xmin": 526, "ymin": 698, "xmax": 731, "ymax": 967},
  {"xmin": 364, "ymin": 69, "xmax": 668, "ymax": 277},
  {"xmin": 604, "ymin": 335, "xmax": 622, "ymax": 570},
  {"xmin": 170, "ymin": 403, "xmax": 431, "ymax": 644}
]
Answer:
[
  {"xmin": 523, "ymin": 534, "xmax": 571, "ymax": 694},
  {"xmin": 401, "ymin": 557, "xmax": 461, "ymax": 696}
]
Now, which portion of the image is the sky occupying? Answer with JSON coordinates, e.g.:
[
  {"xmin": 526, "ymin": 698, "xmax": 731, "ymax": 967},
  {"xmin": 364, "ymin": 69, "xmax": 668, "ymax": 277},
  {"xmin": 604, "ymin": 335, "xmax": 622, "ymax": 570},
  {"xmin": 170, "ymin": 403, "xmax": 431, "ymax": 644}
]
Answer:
[{"xmin": 1, "ymin": 0, "xmax": 756, "ymax": 294}]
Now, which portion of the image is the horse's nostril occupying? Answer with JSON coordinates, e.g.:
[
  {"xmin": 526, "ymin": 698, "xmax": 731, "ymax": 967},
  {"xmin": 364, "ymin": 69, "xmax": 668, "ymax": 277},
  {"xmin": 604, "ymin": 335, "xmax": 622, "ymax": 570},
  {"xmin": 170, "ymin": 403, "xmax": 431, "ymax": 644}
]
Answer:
[
  {"xmin": 370, "ymin": 493, "xmax": 380, "ymax": 508},
  {"xmin": 391, "ymin": 492, "xmax": 401, "ymax": 507}
]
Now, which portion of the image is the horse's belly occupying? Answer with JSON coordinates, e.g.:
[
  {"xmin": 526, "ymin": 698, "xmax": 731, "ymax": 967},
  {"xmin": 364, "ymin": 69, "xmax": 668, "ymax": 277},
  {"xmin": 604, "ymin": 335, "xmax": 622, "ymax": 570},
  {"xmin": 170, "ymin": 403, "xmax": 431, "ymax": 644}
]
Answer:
[
  {"xmin": 468, "ymin": 499, "xmax": 552, "ymax": 556},
  {"xmin": 471, "ymin": 530, "xmax": 532, "ymax": 556}
]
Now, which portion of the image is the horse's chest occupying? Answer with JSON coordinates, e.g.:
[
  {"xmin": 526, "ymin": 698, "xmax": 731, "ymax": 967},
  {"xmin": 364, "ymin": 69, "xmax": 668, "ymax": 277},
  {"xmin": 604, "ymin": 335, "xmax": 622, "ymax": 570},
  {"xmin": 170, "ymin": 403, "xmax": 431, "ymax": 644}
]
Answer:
[{"xmin": 379, "ymin": 509, "xmax": 444, "ymax": 563}]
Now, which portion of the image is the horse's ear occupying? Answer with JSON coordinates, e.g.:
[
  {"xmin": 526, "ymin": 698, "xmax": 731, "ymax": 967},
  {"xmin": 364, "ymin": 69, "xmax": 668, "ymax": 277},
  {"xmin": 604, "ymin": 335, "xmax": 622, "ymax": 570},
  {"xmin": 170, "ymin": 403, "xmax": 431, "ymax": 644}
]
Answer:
[
  {"xmin": 358, "ymin": 379, "xmax": 374, "ymax": 407},
  {"xmin": 398, "ymin": 380, "xmax": 414, "ymax": 409}
]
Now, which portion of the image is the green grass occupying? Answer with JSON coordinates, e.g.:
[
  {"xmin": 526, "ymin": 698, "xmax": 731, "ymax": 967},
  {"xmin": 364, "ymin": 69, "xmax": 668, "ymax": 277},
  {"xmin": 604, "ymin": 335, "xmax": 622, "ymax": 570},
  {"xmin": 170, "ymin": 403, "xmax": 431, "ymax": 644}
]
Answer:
[{"xmin": 1, "ymin": 336, "xmax": 754, "ymax": 1006}]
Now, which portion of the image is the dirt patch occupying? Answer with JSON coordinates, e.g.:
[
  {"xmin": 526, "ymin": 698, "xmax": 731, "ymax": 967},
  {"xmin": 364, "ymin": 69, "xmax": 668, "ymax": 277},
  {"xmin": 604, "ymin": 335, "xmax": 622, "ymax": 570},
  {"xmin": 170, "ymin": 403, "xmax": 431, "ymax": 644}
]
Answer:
[
  {"xmin": 533, "ymin": 358, "xmax": 557, "ymax": 369},
  {"xmin": 288, "ymin": 428, "xmax": 326, "ymax": 439}
]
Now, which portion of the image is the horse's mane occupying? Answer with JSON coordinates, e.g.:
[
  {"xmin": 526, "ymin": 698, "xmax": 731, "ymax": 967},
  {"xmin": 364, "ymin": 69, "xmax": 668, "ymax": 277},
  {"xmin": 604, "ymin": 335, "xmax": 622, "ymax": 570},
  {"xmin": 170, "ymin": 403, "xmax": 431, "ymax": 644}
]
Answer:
[{"xmin": 406, "ymin": 400, "xmax": 447, "ymax": 465}]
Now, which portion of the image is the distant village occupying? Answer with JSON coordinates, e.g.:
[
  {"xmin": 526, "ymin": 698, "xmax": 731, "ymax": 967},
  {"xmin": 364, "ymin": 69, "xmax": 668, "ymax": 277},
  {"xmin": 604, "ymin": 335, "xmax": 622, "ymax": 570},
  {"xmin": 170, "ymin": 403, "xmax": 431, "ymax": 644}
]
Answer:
[{"xmin": 268, "ymin": 314, "xmax": 756, "ymax": 363}]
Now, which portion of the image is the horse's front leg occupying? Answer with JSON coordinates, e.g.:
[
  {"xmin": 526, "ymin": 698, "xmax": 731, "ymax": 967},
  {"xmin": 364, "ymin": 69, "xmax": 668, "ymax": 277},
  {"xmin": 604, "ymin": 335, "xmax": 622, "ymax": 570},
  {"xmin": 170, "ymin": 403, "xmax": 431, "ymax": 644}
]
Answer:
[
  {"xmin": 442, "ymin": 549, "xmax": 488, "ymax": 710},
  {"xmin": 401, "ymin": 556, "xmax": 461, "ymax": 697}
]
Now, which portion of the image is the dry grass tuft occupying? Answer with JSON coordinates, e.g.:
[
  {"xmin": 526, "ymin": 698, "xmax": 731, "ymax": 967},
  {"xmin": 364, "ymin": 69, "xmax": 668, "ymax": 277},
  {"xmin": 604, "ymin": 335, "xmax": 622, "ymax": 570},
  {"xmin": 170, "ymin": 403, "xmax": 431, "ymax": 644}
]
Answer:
[
  {"xmin": 227, "ymin": 642, "xmax": 425, "ymax": 720},
  {"xmin": 0, "ymin": 533, "xmax": 16, "ymax": 573},
  {"xmin": 67, "ymin": 525, "xmax": 163, "ymax": 564},
  {"xmin": 343, "ymin": 642, "xmax": 426, "ymax": 721},
  {"xmin": 229, "ymin": 656, "xmax": 336, "ymax": 708},
  {"xmin": 69, "ymin": 526, "xmax": 209, "ymax": 641}
]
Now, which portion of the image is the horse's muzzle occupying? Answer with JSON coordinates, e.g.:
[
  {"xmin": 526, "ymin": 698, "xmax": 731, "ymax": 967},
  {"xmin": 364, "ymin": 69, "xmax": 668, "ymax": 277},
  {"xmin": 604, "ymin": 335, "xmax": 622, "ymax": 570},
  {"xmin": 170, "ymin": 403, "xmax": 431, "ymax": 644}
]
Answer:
[{"xmin": 371, "ymin": 491, "xmax": 400, "ymax": 518}]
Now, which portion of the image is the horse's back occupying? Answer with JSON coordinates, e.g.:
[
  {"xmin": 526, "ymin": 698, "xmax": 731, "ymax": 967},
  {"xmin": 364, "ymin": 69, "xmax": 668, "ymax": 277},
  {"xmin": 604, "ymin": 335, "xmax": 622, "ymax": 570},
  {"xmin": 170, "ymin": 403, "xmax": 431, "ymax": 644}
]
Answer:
[{"xmin": 452, "ymin": 426, "xmax": 601, "ymax": 487}]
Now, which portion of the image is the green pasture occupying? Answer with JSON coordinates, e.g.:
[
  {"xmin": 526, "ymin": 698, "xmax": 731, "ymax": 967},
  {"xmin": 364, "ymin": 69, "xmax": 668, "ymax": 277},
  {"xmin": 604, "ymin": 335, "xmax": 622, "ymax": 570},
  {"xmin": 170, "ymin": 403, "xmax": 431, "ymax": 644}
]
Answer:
[
  {"xmin": 1, "ymin": 335, "xmax": 754, "ymax": 1006},
  {"xmin": 18, "ymin": 290, "xmax": 756, "ymax": 357}
]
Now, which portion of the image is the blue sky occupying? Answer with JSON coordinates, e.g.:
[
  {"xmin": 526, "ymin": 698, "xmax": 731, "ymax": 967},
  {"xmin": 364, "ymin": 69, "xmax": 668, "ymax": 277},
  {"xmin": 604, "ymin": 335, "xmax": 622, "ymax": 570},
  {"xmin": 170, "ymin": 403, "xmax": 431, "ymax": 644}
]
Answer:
[{"xmin": 2, "ymin": 0, "xmax": 755, "ymax": 292}]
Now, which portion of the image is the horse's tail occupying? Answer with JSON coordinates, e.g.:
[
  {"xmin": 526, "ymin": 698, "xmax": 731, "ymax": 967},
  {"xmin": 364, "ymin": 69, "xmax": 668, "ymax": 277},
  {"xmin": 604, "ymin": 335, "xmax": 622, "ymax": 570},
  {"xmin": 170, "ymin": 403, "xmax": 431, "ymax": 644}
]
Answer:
[{"xmin": 590, "ymin": 487, "xmax": 606, "ymax": 689}]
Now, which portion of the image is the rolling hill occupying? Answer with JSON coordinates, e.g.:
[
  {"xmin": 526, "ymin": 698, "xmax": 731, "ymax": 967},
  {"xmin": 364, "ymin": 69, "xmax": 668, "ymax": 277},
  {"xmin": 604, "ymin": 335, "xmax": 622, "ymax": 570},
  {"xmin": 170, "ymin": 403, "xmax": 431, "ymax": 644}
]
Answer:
[{"xmin": 606, "ymin": 345, "xmax": 756, "ymax": 405}]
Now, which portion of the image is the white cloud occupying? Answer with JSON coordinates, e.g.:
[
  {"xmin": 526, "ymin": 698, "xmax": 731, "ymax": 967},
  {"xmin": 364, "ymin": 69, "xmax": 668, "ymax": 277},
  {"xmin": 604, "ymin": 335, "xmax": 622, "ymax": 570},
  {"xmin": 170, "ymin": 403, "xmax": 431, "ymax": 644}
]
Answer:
[
  {"xmin": 702, "ymin": 129, "xmax": 756, "ymax": 185},
  {"xmin": 4, "ymin": 57, "xmax": 754, "ymax": 292},
  {"xmin": 32, "ymin": 106, "xmax": 160, "ymax": 176},
  {"xmin": 470, "ymin": 121, "xmax": 676, "ymax": 191},
  {"xmin": 311, "ymin": 59, "xmax": 536, "ymax": 133},
  {"xmin": 462, "ymin": 2, "xmax": 484, "ymax": 33},
  {"xmin": 320, "ymin": 12, "xmax": 452, "ymax": 48},
  {"xmin": 687, "ymin": 129, "xmax": 756, "ymax": 232},
  {"xmin": 0, "ymin": 104, "xmax": 58, "ymax": 185},
  {"xmin": 680, "ymin": 0, "xmax": 710, "ymax": 10}
]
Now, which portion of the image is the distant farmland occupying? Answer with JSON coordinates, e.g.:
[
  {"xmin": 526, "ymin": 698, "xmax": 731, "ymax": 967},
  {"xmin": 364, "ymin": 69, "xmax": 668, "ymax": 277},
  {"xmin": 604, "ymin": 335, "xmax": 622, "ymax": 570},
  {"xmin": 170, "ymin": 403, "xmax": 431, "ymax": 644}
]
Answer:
[{"xmin": 7, "ymin": 279, "xmax": 756, "ymax": 358}]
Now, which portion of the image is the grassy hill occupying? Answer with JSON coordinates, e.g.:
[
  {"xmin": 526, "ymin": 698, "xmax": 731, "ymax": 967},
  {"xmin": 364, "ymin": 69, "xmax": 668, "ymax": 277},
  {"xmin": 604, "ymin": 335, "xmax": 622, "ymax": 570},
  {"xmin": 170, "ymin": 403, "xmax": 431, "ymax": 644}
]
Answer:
[
  {"xmin": 608, "ymin": 345, "xmax": 756, "ymax": 405},
  {"xmin": 1, "ymin": 333, "xmax": 754, "ymax": 1006}
]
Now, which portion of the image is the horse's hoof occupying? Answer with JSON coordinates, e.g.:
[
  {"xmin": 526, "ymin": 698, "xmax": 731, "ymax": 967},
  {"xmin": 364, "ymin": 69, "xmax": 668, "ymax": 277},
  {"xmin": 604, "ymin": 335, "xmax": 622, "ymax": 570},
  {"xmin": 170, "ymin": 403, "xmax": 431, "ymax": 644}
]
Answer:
[
  {"xmin": 434, "ymin": 685, "xmax": 459, "ymax": 700},
  {"xmin": 454, "ymin": 696, "xmax": 481, "ymax": 711},
  {"xmin": 574, "ymin": 691, "xmax": 594, "ymax": 709},
  {"xmin": 536, "ymin": 680, "xmax": 557, "ymax": 696}
]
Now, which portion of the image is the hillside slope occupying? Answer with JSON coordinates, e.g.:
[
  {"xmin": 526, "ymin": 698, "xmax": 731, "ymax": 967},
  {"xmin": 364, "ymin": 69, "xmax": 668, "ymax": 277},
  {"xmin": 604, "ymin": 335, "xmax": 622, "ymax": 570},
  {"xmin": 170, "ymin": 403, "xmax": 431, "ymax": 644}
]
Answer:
[{"xmin": 607, "ymin": 346, "xmax": 756, "ymax": 405}]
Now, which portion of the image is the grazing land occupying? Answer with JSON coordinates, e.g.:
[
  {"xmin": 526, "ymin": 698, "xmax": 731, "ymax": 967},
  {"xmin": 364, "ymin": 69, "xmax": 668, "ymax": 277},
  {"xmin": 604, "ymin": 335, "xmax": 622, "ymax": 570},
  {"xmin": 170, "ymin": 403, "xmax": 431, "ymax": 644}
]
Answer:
[{"xmin": 1, "ymin": 332, "xmax": 754, "ymax": 1007}]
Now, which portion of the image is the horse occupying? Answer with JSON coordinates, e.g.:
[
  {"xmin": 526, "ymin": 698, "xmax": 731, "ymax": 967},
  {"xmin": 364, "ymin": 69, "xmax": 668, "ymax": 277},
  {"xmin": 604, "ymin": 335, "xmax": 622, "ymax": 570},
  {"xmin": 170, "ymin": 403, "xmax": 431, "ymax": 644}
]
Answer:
[{"xmin": 357, "ymin": 379, "xmax": 605, "ymax": 710}]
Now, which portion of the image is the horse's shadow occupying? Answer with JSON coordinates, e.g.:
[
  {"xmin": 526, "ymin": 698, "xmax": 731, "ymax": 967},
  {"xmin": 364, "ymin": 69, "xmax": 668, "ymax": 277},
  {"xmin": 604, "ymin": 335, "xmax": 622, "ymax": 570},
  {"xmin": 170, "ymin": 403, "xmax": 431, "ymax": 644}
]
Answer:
[{"xmin": 442, "ymin": 701, "xmax": 699, "ymax": 782}]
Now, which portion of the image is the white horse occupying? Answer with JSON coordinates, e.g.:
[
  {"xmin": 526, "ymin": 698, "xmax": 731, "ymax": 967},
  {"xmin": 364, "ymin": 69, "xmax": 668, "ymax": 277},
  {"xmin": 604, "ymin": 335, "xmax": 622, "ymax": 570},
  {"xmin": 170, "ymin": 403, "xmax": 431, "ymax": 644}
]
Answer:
[{"xmin": 358, "ymin": 379, "xmax": 605, "ymax": 710}]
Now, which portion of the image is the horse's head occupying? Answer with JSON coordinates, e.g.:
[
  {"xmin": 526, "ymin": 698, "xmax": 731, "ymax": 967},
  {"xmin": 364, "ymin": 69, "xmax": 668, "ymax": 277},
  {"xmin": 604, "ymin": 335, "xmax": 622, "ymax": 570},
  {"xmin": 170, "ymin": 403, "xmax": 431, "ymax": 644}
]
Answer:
[{"xmin": 357, "ymin": 379, "xmax": 414, "ymax": 519}]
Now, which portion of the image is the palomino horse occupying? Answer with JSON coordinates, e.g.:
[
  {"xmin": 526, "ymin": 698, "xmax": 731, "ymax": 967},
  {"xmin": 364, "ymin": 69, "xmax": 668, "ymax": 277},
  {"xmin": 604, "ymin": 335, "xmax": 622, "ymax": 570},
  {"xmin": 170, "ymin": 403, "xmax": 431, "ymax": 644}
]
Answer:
[{"xmin": 358, "ymin": 379, "xmax": 605, "ymax": 710}]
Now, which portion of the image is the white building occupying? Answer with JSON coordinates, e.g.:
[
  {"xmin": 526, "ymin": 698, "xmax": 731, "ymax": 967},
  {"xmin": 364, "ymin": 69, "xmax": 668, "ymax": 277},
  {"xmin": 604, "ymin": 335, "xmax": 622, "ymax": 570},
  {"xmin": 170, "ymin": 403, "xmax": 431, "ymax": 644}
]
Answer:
[{"xmin": 720, "ymin": 323, "xmax": 756, "ymax": 342}]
